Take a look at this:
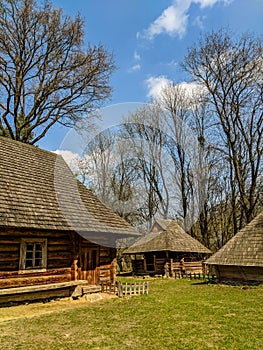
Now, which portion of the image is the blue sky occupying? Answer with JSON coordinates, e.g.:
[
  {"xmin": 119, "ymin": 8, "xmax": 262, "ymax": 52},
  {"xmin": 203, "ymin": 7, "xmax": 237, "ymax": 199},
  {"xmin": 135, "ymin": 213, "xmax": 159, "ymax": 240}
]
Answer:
[{"xmin": 39, "ymin": 0, "xmax": 263, "ymax": 151}]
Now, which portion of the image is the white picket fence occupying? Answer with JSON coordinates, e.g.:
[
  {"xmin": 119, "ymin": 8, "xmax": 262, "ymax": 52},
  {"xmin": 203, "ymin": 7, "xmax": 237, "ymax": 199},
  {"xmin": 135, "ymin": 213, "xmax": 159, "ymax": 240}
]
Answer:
[{"xmin": 116, "ymin": 281, "xmax": 149, "ymax": 297}]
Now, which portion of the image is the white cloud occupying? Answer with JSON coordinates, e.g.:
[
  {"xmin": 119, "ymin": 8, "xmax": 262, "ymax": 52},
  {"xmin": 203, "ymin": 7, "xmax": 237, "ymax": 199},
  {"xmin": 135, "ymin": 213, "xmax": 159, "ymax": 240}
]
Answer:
[
  {"xmin": 197, "ymin": 0, "xmax": 232, "ymax": 8},
  {"xmin": 167, "ymin": 59, "xmax": 178, "ymax": 67},
  {"xmin": 140, "ymin": 0, "xmax": 232, "ymax": 40},
  {"xmin": 144, "ymin": 4, "xmax": 189, "ymax": 40},
  {"xmin": 193, "ymin": 15, "xmax": 206, "ymax": 30},
  {"xmin": 197, "ymin": 0, "xmax": 219, "ymax": 7},
  {"xmin": 128, "ymin": 51, "xmax": 141, "ymax": 72},
  {"xmin": 134, "ymin": 51, "xmax": 141, "ymax": 61},
  {"xmin": 145, "ymin": 76, "xmax": 173, "ymax": 99},
  {"xmin": 129, "ymin": 64, "xmax": 141, "ymax": 72},
  {"xmin": 175, "ymin": 81, "xmax": 207, "ymax": 99},
  {"xmin": 54, "ymin": 150, "xmax": 80, "ymax": 170},
  {"xmin": 145, "ymin": 79, "xmax": 208, "ymax": 102},
  {"xmin": 136, "ymin": 31, "xmax": 141, "ymax": 40}
]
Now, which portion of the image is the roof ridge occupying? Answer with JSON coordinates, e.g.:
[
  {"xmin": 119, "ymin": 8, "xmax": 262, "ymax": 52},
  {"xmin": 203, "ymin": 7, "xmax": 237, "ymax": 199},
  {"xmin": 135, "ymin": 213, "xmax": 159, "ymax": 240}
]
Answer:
[
  {"xmin": 125, "ymin": 219, "xmax": 211, "ymax": 254},
  {"xmin": 154, "ymin": 218, "xmax": 172, "ymax": 230}
]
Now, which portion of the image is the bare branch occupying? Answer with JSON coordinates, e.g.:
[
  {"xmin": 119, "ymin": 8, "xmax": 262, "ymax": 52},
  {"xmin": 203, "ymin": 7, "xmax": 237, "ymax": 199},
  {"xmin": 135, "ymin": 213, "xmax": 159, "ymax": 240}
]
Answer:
[{"xmin": 0, "ymin": 0, "xmax": 115, "ymax": 143}]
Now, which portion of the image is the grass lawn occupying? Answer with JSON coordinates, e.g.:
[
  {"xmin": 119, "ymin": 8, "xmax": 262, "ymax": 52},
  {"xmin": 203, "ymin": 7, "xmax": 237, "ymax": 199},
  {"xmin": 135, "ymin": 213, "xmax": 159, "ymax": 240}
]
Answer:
[{"xmin": 0, "ymin": 278, "xmax": 262, "ymax": 350}]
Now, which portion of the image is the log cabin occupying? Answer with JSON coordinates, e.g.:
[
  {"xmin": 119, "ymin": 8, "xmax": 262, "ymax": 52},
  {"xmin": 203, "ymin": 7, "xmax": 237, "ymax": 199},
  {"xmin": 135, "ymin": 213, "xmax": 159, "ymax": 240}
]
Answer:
[
  {"xmin": 0, "ymin": 137, "xmax": 139, "ymax": 304},
  {"xmin": 124, "ymin": 219, "xmax": 211, "ymax": 276},
  {"xmin": 206, "ymin": 212, "xmax": 263, "ymax": 284}
]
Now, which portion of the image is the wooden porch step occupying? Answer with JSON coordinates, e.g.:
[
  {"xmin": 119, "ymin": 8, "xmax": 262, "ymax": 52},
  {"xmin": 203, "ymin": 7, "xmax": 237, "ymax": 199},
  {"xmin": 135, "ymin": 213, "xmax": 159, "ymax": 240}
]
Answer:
[{"xmin": 82, "ymin": 285, "xmax": 102, "ymax": 294}]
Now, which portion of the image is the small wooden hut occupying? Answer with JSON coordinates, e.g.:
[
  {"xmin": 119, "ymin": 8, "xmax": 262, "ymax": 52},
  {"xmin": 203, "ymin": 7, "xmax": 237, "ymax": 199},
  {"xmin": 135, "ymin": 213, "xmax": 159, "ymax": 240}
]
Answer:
[
  {"xmin": 0, "ymin": 137, "xmax": 139, "ymax": 304},
  {"xmin": 124, "ymin": 219, "xmax": 211, "ymax": 276},
  {"xmin": 206, "ymin": 212, "xmax": 263, "ymax": 283}
]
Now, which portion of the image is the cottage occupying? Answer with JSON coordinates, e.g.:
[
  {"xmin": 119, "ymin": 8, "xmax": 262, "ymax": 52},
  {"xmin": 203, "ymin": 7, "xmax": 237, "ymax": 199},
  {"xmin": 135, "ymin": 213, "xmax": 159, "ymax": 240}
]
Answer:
[
  {"xmin": 0, "ymin": 137, "xmax": 139, "ymax": 303},
  {"xmin": 206, "ymin": 212, "xmax": 263, "ymax": 283},
  {"xmin": 124, "ymin": 219, "xmax": 211, "ymax": 276}
]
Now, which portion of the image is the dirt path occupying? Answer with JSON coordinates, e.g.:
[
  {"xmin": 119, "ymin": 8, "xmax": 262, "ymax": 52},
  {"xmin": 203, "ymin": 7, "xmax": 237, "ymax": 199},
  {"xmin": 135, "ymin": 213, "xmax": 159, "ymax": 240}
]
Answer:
[{"xmin": 0, "ymin": 293, "xmax": 116, "ymax": 323}]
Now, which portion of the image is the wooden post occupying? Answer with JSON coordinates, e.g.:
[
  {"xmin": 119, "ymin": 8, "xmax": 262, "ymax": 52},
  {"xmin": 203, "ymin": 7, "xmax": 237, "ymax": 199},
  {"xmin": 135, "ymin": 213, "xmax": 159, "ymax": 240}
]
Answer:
[
  {"xmin": 170, "ymin": 259, "xmax": 174, "ymax": 278},
  {"xmin": 180, "ymin": 258, "xmax": 185, "ymax": 276},
  {"xmin": 143, "ymin": 255, "xmax": 147, "ymax": 273},
  {"xmin": 77, "ymin": 267, "xmax": 82, "ymax": 280},
  {"xmin": 153, "ymin": 255, "xmax": 156, "ymax": 272},
  {"xmin": 202, "ymin": 259, "xmax": 206, "ymax": 275},
  {"xmin": 116, "ymin": 281, "xmax": 122, "ymax": 297},
  {"xmin": 110, "ymin": 257, "xmax": 117, "ymax": 285},
  {"xmin": 71, "ymin": 259, "xmax": 79, "ymax": 281},
  {"xmin": 164, "ymin": 262, "xmax": 169, "ymax": 278}
]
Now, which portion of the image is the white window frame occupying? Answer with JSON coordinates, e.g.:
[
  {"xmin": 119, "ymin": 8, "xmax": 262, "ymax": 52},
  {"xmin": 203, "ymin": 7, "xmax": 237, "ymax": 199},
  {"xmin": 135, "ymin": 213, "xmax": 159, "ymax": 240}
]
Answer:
[{"xmin": 19, "ymin": 238, "xmax": 47, "ymax": 274}]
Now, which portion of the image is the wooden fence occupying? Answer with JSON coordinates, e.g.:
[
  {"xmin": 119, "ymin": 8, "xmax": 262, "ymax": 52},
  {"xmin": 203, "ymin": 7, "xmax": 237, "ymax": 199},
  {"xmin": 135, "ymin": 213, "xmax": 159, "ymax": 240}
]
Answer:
[
  {"xmin": 167, "ymin": 260, "xmax": 207, "ymax": 277},
  {"xmin": 101, "ymin": 282, "xmax": 117, "ymax": 294},
  {"xmin": 116, "ymin": 281, "xmax": 149, "ymax": 298},
  {"xmin": 168, "ymin": 261, "xmax": 217, "ymax": 281},
  {"xmin": 172, "ymin": 272, "xmax": 217, "ymax": 281}
]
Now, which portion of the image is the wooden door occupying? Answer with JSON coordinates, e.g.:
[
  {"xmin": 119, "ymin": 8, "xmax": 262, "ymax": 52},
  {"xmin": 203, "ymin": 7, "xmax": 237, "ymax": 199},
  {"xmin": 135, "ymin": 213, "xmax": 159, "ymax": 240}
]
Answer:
[
  {"xmin": 80, "ymin": 247, "xmax": 100, "ymax": 285},
  {"xmin": 146, "ymin": 254, "xmax": 155, "ymax": 272}
]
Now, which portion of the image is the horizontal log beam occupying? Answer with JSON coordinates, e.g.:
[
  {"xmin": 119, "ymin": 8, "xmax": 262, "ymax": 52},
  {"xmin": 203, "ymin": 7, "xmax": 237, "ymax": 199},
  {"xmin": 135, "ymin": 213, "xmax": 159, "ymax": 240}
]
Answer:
[
  {"xmin": 0, "ymin": 274, "xmax": 72, "ymax": 289},
  {"xmin": 0, "ymin": 267, "xmax": 71, "ymax": 279},
  {"xmin": 0, "ymin": 280, "xmax": 88, "ymax": 295}
]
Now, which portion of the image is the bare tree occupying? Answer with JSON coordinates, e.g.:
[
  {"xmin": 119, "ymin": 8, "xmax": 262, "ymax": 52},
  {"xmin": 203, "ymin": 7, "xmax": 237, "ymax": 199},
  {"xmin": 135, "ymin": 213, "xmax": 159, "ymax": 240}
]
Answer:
[
  {"xmin": 157, "ymin": 82, "xmax": 214, "ymax": 237},
  {"xmin": 77, "ymin": 132, "xmax": 115, "ymax": 203},
  {"xmin": 72, "ymin": 128, "xmax": 145, "ymax": 226},
  {"xmin": 110, "ymin": 156, "xmax": 144, "ymax": 225},
  {"xmin": 183, "ymin": 29, "xmax": 263, "ymax": 227},
  {"xmin": 0, "ymin": 0, "xmax": 114, "ymax": 144},
  {"xmin": 124, "ymin": 104, "xmax": 171, "ymax": 228},
  {"xmin": 158, "ymin": 83, "xmax": 195, "ymax": 227}
]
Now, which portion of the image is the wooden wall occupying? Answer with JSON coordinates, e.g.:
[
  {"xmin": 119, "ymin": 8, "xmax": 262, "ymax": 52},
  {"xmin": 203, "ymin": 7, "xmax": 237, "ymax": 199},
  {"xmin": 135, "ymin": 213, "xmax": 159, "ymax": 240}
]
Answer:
[
  {"xmin": 77, "ymin": 239, "xmax": 116, "ymax": 285},
  {"xmin": 0, "ymin": 228, "xmax": 116, "ymax": 289},
  {"xmin": 130, "ymin": 251, "xmax": 207, "ymax": 275},
  {"xmin": 0, "ymin": 228, "xmax": 73, "ymax": 288},
  {"xmin": 216, "ymin": 265, "xmax": 263, "ymax": 282},
  {"xmin": 99, "ymin": 247, "xmax": 116, "ymax": 285}
]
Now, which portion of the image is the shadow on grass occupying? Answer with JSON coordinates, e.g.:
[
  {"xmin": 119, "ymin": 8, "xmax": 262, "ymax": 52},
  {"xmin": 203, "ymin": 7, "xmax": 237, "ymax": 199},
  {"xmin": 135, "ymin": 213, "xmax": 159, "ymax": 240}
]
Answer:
[{"xmin": 190, "ymin": 280, "xmax": 217, "ymax": 286}]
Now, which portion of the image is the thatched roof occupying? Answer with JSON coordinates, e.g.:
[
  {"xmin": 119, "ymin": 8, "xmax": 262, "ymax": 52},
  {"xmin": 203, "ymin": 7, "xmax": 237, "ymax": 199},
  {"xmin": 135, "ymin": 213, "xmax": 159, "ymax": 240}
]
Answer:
[
  {"xmin": 125, "ymin": 219, "xmax": 211, "ymax": 254},
  {"xmin": 0, "ymin": 137, "xmax": 139, "ymax": 239},
  {"xmin": 206, "ymin": 212, "xmax": 263, "ymax": 267}
]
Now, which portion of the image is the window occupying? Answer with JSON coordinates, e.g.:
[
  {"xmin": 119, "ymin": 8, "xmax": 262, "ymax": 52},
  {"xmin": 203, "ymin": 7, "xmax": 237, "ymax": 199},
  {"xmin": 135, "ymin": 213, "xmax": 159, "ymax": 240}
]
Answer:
[{"xmin": 19, "ymin": 238, "xmax": 47, "ymax": 272}]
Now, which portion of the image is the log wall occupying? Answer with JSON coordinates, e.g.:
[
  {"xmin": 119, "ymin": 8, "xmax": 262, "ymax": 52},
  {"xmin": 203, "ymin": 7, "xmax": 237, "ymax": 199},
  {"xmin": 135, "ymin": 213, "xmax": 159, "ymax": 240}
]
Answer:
[
  {"xmin": 0, "ymin": 228, "xmax": 74, "ymax": 288},
  {"xmin": 99, "ymin": 247, "xmax": 116, "ymax": 284},
  {"xmin": 217, "ymin": 265, "xmax": 263, "ymax": 282},
  {"xmin": 131, "ymin": 251, "xmax": 207, "ymax": 276},
  {"xmin": 0, "ymin": 228, "xmax": 117, "ymax": 289}
]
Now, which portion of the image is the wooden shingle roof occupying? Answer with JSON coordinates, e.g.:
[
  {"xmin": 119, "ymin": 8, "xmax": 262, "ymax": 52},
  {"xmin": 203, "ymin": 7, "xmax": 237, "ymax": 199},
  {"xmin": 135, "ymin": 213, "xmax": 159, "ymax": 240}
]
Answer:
[
  {"xmin": 125, "ymin": 219, "xmax": 211, "ymax": 254},
  {"xmin": 206, "ymin": 212, "xmax": 263, "ymax": 267},
  {"xmin": 0, "ymin": 137, "xmax": 139, "ymax": 238}
]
